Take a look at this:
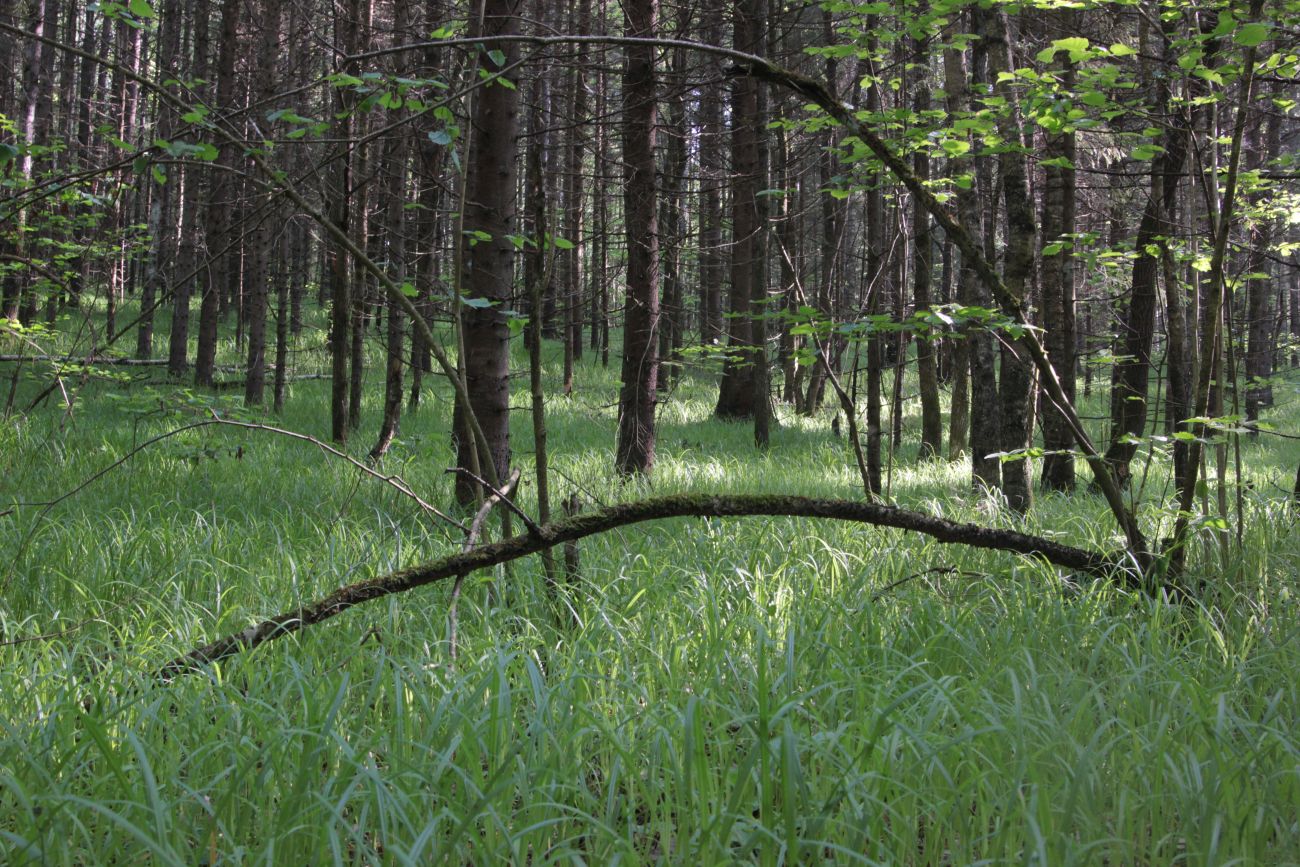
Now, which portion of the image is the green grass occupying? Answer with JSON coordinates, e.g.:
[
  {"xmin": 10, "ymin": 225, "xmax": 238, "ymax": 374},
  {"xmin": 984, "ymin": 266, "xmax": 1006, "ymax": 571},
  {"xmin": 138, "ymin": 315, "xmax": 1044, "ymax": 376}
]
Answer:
[{"xmin": 1, "ymin": 309, "xmax": 1299, "ymax": 864}]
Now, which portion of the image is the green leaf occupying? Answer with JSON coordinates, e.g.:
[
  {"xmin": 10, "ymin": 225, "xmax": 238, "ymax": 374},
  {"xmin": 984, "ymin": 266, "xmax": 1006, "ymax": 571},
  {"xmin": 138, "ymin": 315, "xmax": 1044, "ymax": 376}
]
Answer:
[
  {"xmin": 400, "ymin": 282, "xmax": 419, "ymax": 298},
  {"xmin": 151, "ymin": 165, "xmax": 167, "ymax": 184},
  {"xmin": 1235, "ymin": 23, "xmax": 1269, "ymax": 47},
  {"xmin": 428, "ymin": 129, "xmax": 453, "ymax": 146},
  {"xmin": 129, "ymin": 0, "xmax": 155, "ymax": 18},
  {"xmin": 552, "ymin": 236, "xmax": 575, "ymax": 250},
  {"xmin": 0, "ymin": 142, "xmax": 18, "ymax": 166},
  {"xmin": 1037, "ymin": 37, "xmax": 1090, "ymax": 64},
  {"xmin": 487, "ymin": 49, "xmax": 506, "ymax": 67},
  {"xmin": 1131, "ymin": 144, "xmax": 1163, "ymax": 160},
  {"xmin": 460, "ymin": 296, "xmax": 493, "ymax": 309}
]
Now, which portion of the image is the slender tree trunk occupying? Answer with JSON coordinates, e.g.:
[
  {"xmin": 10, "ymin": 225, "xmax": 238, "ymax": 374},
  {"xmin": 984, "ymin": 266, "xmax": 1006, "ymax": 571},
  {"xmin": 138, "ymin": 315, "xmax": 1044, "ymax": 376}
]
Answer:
[
  {"xmin": 369, "ymin": 3, "xmax": 410, "ymax": 460},
  {"xmin": 243, "ymin": 0, "xmax": 282, "ymax": 406},
  {"xmin": 658, "ymin": 44, "xmax": 688, "ymax": 395},
  {"xmin": 985, "ymin": 9, "xmax": 1035, "ymax": 512},
  {"xmin": 5, "ymin": 0, "xmax": 48, "ymax": 321},
  {"xmin": 697, "ymin": 9, "xmax": 725, "ymax": 346},
  {"xmin": 950, "ymin": 13, "xmax": 1001, "ymax": 490},
  {"xmin": 454, "ymin": 0, "xmax": 522, "ymax": 503},
  {"xmin": 912, "ymin": 44, "xmax": 942, "ymax": 459},
  {"xmin": 1103, "ymin": 22, "xmax": 1188, "ymax": 484},
  {"xmin": 615, "ymin": 0, "xmax": 659, "ymax": 474},
  {"xmin": 1039, "ymin": 56, "xmax": 1077, "ymax": 491},
  {"xmin": 715, "ymin": 0, "xmax": 764, "ymax": 421},
  {"xmin": 196, "ymin": 0, "xmax": 239, "ymax": 387},
  {"xmin": 1245, "ymin": 98, "xmax": 1280, "ymax": 426}
]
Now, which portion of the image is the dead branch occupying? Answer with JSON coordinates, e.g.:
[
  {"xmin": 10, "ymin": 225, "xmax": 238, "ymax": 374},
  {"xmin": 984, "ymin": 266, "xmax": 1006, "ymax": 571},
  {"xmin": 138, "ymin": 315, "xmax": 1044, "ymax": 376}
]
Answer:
[
  {"xmin": 158, "ymin": 493, "xmax": 1134, "ymax": 679},
  {"xmin": 449, "ymin": 468, "xmax": 523, "ymax": 662}
]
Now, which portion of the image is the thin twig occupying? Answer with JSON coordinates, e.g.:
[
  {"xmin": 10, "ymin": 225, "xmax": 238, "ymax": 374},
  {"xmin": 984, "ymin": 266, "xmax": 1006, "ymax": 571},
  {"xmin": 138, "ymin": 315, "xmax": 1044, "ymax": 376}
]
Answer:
[
  {"xmin": 868, "ymin": 566, "xmax": 989, "ymax": 602},
  {"xmin": 449, "ymin": 469, "xmax": 522, "ymax": 663},
  {"xmin": 0, "ymin": 602, "xmax": 129, "ymax": 647},
  {"xmin": 446, "ymin": 466, "xmax": 542, "ymax": 536}
]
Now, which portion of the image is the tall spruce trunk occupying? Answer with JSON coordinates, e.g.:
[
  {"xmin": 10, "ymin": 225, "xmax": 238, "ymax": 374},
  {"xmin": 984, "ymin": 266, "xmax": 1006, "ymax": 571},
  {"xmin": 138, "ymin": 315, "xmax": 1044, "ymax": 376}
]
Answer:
[
  {"xmin": 985, "ymin": 9, "xmax": 1035, "ymax": 512},
  {"xmin": 615, "ymin": 0, "xmax": 659, "ymax": 474},
  {"xmin": 453, "ymin": 0, "xmax": 521, "ymax": 503},
  {"xmin": 1039, "ymin": 60, "xmax": 1077, "ymax": 492},
  {"xmin": 196, "ymin": 0, "xmax": 239, "ymax": 387},
  {"xmin": 1102, "ymin": 23, "xmax": 1188, "ymax": 484},
  {"xmin": 912, "ymin": 46, "xmax": 942, "ymax": 459},
  {"xmin": 242, "ymin": 0, "xmax": 281, "ymax": 406},
  {"xmin": 715, "ymin": 0, "xmax": 764, "ymax": 421}
]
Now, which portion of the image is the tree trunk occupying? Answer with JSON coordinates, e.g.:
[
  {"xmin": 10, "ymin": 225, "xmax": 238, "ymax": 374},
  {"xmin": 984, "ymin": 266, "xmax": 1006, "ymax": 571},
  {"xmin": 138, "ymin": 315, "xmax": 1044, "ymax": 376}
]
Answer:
[
  {"xmin": 453, "ymin": 0, "xmax": 522, "ymax": 503},
  {"xmin": 1103, "ymin": 22, "xmax": 1188, "ymax": 484},
  {"xmin": 615, "ymin": 0, "xmax": 659, "ymax": 474},
  {"xmin": 243, "ymin": 0, "xmax": 282, "ymax": 406},
  {"xmin": 912, "ymin": 47, "xmax": 942, "ymax": 459},
  {"xmin": 1039, "ymin": 52, "xmax": 1077, "ymax": 492},
  {"xmin": 196, "ymin": 0, "xmax": 239, "ymax": 388},
  {"xmin": 697, "ymin": 9, "xmax": 725, "ymax": 347},
  {"xmin": 715, "ymin": 0, "xmax": 764, "ymax": 421},
  {"xmin": 984, "ymin": 9, "xmax": 1035, "ymax": 512}
]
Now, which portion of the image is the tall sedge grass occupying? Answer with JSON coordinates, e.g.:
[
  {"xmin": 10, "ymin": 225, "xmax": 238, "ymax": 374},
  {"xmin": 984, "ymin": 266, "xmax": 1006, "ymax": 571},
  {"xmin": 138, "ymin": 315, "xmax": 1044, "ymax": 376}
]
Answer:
[{"xmin": 1, "ymin": 317, "xmax": 1297, "ymax": 863}]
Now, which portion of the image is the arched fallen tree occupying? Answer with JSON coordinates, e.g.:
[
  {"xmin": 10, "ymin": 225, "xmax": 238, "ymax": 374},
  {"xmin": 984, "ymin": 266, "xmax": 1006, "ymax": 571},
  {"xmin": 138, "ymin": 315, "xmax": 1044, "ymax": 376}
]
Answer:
[{"xmin": 157, "ymin": 494, "xmax": 1136, "ymax": 679}]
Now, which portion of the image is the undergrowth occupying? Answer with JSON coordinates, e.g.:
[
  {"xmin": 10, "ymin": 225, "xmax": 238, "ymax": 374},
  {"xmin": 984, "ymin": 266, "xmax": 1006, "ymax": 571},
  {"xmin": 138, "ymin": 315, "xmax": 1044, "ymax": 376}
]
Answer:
[{"xmin": 1, "ymin": 316, "xmax": 1298, "ymax": 864}]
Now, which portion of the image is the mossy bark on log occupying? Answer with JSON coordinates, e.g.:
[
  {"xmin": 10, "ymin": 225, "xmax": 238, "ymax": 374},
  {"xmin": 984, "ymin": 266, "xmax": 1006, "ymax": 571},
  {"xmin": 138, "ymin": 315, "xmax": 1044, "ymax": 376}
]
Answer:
[{"xmin": 159, "ymin": 493, "xmax": 1130, "ymax": 679}]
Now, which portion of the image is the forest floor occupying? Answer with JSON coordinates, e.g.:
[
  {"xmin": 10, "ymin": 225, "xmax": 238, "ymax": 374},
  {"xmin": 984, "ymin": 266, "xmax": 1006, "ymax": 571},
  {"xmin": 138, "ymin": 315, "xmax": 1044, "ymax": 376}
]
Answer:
[{"xmin": 2, "ymin": 316, "xmax": 1299, "ymax": 864}]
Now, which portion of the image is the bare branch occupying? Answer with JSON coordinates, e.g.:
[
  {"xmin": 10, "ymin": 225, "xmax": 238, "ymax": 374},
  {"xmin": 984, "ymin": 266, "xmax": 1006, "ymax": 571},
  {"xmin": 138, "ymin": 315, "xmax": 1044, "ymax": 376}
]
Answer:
[{"xmin": 158, "ymin": 493, "xmax": 1134, "ymax": 679}]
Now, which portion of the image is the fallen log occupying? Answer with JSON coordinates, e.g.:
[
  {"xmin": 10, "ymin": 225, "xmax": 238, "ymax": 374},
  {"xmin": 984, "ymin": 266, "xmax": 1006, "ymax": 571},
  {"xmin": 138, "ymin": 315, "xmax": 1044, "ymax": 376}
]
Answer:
[{"xmin": 158, "ymin": 493, "xmax": 1134, "ymax": 679}]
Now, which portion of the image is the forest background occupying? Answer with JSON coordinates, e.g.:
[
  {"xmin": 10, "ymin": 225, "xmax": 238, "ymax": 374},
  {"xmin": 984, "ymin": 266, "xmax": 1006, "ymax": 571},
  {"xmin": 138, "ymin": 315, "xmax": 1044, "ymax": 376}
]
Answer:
[{"xmin": 1, "ymin": 0, "xmax": 1300, "ymax": 861}]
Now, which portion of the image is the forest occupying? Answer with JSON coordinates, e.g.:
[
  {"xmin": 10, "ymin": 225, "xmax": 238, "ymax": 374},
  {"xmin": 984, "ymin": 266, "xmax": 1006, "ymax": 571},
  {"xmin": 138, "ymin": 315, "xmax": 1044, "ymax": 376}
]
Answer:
[{"xmin": 2, "ymin": 0, "xmax": 1300, "ymax": 861}]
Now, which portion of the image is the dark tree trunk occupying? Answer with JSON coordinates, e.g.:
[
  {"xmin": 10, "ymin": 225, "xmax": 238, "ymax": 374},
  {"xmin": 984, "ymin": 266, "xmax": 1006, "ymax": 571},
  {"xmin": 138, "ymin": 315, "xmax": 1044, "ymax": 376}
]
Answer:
[
  {"xmin": 658, "ymin": 44, "xmax": 688, "ymax": 395},
  {"xmin": 1039, "ymin": 58, "xmax": 1077, "ymax": 492},
  {"xmin": 369, "ymin": 3, "xmax": 410, "ymax": 460},
  {"xmin": 985, "ymin": 9, "xmax": 1035, "ymax": 512},
  {"xmin": 942, "ymin": 32, "xmax": 975, "ymax": 462},
  {"xmin": 615, "ymin": 0, "xmax": 659, "ymax": 474},
  {"xmin": 243, "ymin": 0, "xmax": 282, "ymax": 406},
  {"xmin": 453, "ymin": 0, "xmax": 521, "ymax": 503},
  {"xmin": 715, "ymin": 0, "xmax": 764, "ymax": 421},
  {"xmin": 697, "ymin": 9, "xmax": 725, "ymax": 347},
  {"xmin": 1245, "ymin": 99, "xmax": 1281, "ymax": 426},
  {"xmin": 1102, "ymin": 23, "xmax": 1188, "ymax": 484},
  {"xmin": 959, "ymin": 12, "xmax": 1002, "ymax": 491},
  {"xmin": 196, "ymin": 0, "xmax": 239, "ymax": 387},
  {"xmin": 912, "ymin": 46, "xmax": 942, "ymax": 459}
]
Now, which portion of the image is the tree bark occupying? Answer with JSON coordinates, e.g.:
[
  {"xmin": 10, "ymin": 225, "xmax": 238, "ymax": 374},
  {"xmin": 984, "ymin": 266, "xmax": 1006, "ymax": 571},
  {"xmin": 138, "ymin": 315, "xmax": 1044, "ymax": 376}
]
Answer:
[
  {"xmin": 195, "ymin": 0, "xmax": 239, "ymax": 388},
  {"xmin": 715, "ymin": 0, "xmax": 764, "ymax": 421},
  {"xmin": 1102, "ymin": 22, "xmax": 1188, "ymax": 484},
  {"xmin": 912, "ymin": 43, "xmax": 942, "ymax": 459},
  {"xmin": 1039, "ymin": 55, "xmax": 1077, "ymax": 492},
  {"xmin": 984, "ymin": 9, "xmax": 1035, "ymax": 512},
  {"xmin": 615, "ymin": 0, "xmax": 659, "ymax": 474},
  {"xmin": 242, "ymin": 0, "xmax": 282, "ymax": 406},
  {"xmin": 453, "ymin": 0, "xmax": 522, "ymax": 503},
  {"xmin": 159, "ymin": 491, "xmax": 1135, "ymax": 679}
]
